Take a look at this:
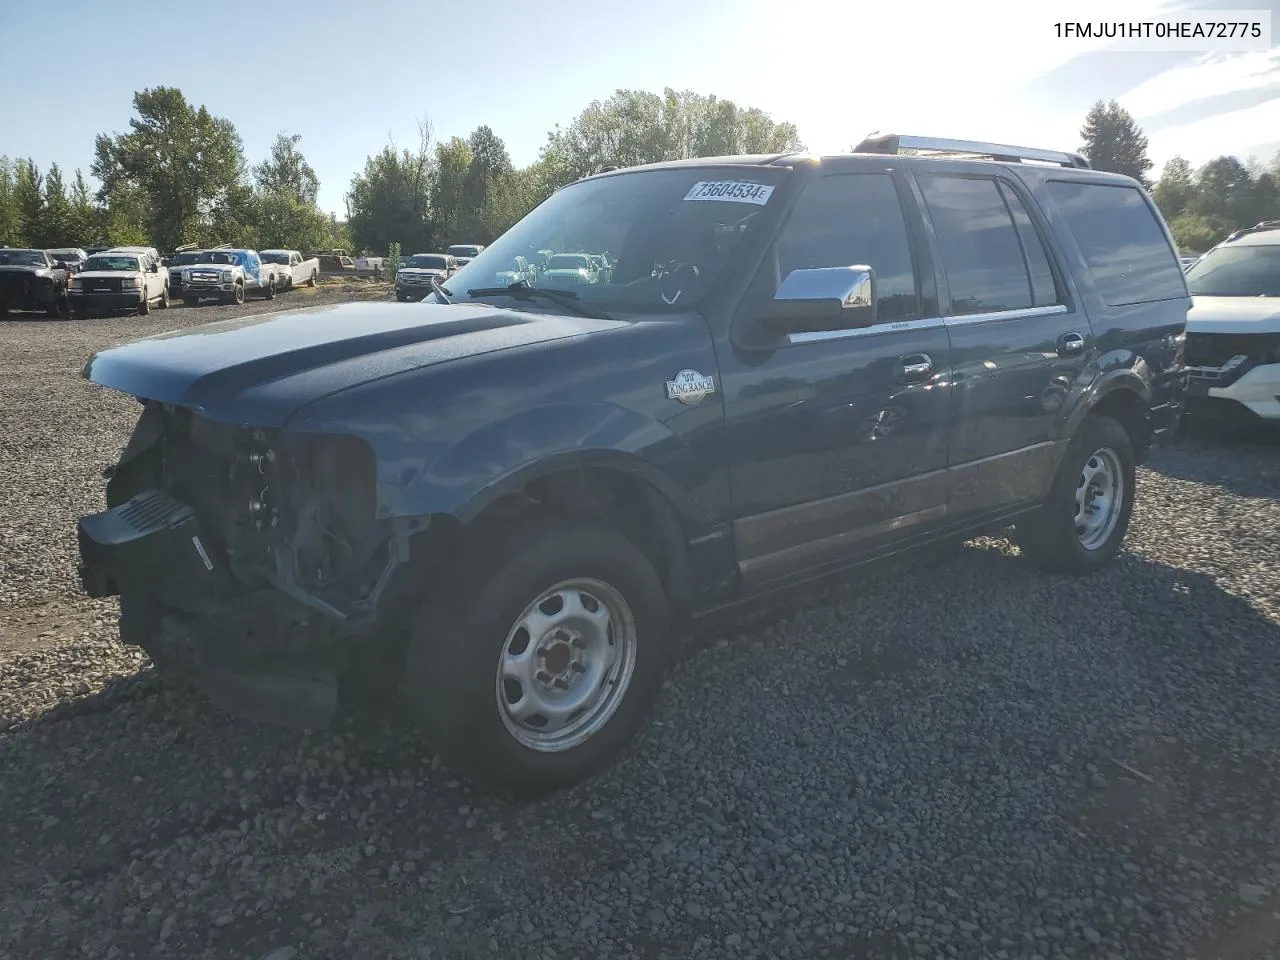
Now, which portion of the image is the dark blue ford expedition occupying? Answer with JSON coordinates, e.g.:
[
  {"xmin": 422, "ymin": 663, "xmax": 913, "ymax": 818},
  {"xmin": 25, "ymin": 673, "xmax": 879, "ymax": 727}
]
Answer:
[{"xmin": 76, "ymin": 134, "xmax": 1189, "ymax": 794}]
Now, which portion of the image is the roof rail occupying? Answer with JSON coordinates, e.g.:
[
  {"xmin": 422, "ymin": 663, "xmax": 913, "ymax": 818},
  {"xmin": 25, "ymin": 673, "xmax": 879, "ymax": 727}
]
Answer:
[
  {"xmin": 1225, "ymin": 220, "xmax": 1280, "ymax": 242},
  {"xmin": 854, "ymin": 133, "xmax": 1091, "ymax": 169}
]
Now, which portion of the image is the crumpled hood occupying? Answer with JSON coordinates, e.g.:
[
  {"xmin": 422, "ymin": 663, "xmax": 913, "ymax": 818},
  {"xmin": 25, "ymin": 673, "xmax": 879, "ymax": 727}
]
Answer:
[
  {"xmin": 82, "ymin": 300, "xmax": 619, "ymax": 426},
  {"xmin": 1187, "ymin": 296, "xmax": 1280, "ymax": 335}
]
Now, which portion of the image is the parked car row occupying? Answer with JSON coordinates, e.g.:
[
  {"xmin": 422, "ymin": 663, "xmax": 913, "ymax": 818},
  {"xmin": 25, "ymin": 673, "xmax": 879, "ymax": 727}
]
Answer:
[{"xmin": 174, "ymin": 248, "xmax": 317, "ymax": 306}]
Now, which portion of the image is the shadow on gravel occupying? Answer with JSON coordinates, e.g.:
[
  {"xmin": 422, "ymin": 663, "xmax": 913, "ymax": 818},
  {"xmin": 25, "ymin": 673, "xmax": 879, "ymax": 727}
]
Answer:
[
  {"xmin": 1145, "ymin": 419, "xmax": 1280, "ymax": 500},
  {"xmin": 5, "ymin": 532, "xmax": 1280, "ymax": 958}
]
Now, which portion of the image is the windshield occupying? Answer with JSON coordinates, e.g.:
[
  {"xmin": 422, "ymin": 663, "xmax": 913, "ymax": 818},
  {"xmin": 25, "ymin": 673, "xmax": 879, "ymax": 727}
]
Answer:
[
  {"xmin": 0, "ymin": 250, "xmax": 47, "ymax": 266},
  {"xmin": 197, "ymin": 251, "xmax": 240, "ymax": 265},
  {"xmin": 83, "ymin": 256, "xmax": 140, "ymax": 272},
  {"xmin": 447, "ymin": 245, "xmax": 481, "ymax": 258},
  {"xmin": 404, "ymin": 255, "xmax": 448, "ymax": 269},
  {"xmin": 1186, "ymin": 244, "xmax": 1280, "ymax": 297},
  {"xmin": 260, "ymin": 253, "xmax": 290, "ymax": 264},
  {"xmin": 445, "ymin": 167, "xmax": 786, "ymax": 312},
  {"xmin": 171, "ymin": 252, "xmax": 203, "ymax": 265}
]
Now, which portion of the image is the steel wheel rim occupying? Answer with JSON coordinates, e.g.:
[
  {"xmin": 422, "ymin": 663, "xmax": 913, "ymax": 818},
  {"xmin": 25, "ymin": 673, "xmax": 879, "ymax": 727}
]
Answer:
[
  {"xmin": 1074, "ymin": 446, "xmax": 1124, "ymax": 550},
  {"xmin": 495, "ymin": 577, "xmax": 638, "ymax": 753}
]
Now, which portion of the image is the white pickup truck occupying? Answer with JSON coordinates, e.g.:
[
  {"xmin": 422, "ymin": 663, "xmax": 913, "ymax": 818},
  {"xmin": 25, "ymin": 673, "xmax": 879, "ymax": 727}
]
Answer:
[
  {"xmin": 259, "ymin": 249, "xmax": 320, "ymax": 291},
  {"xmin": 179, "ymin": 249, "xmax": 287, "ymax": 305}
]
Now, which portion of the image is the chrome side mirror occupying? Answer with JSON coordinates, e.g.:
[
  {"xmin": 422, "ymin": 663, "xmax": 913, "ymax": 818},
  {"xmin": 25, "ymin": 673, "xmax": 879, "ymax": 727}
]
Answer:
[{"xmin": 755, "ymin": 265, "xmax": 877, "ymax": 333}]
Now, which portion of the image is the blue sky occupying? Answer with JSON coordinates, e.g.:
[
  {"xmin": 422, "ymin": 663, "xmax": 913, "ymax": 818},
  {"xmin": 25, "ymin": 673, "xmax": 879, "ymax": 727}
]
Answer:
[{"xmin": 1, "ymin": 0, "xmax": 1277, "ymax": 216}]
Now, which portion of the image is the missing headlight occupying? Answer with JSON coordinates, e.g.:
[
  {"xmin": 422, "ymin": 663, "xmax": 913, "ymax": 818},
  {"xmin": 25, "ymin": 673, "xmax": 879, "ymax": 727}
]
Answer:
[{"xmin": 288, "ymin": 435, "xmax": 378, "ymax": 589}]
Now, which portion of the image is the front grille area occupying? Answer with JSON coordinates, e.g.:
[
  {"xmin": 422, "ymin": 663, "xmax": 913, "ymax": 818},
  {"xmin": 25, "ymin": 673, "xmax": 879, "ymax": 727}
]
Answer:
[
  {"xmin": 1185, "ymin": 332, "xmax": 1277, "ymax": 368},
  {"xmin": 84, "ymin": 278, "xmax": 123, "ymax": 293}
]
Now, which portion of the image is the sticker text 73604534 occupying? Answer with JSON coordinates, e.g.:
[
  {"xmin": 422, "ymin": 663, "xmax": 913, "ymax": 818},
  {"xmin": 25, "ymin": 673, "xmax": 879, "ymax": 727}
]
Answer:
[{"xmin": 683, "ymin": 181, "xmax": 776, "ymax": 205}]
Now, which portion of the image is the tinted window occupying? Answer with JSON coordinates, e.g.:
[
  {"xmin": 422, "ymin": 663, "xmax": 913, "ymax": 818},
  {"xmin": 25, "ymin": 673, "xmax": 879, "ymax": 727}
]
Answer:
[
  {"xmin": 1047, "ymin": 181, "xmax": 1185, "ymax": 306},
  {"xmin": 998, "ymin": 181, "xmax": 1061, "ymax": 307},
  {"xmin": 768, "ymin": 173, "xmax": 918, "ymax": 322},
  {"xmin": 919, "ymin": 176, "xmax": 1032, "ymax": 316}
]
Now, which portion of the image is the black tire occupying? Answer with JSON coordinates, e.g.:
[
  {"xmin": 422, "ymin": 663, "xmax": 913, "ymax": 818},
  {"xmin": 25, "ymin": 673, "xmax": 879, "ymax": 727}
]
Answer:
[
  {"xmin": 406, "ymin": 519, "xmax": 671, "ymax": 795},
  {"xmin": 72, "ymin": 306, "xmax": 88, "ymax": 321},
  {"xmin": 137, "ymin": 294, "xmax": 150, "ymax": 316},
  {"xmin": 1016, "ymin": 414, "xmax": 1135, "ymax": 574},
  {"xmin": 228, "ymin": 283, "xmax": 244, "ymax": 305},
  {"xmin": 158, "ymin": 286, "xmax": 169, "ymax": 309},
  {"xmin": 45, "ymin": 297, "xmax": 63, "ymax": 319},
  {"xmin": 263, "ymin": 277, "xmax": 276, "ymax": 300},
  {"xmin": 184, "ymin": 297, "xmax": 198, "ymax": 308},
  {"xmin": 308, "ymin": 270, "xmax": 317, "ymax": 288}
]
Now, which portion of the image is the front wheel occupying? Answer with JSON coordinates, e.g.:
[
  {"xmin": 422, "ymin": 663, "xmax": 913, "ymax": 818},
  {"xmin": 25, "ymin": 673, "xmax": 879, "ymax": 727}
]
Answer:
[
  {"xmin": 157, "ymin": 286, "xmax": 169, "ymax": 309},
  {"xmin": 137, "ymin": 294, "xmax": 150, "ymax": 316},
  {"xmin": 406, "ymin": 521, "xmax": 671, "ymax": 795},
  {"xmin": 1016, "ymin": 414, "xmax": 1135, "ymax": 574}
]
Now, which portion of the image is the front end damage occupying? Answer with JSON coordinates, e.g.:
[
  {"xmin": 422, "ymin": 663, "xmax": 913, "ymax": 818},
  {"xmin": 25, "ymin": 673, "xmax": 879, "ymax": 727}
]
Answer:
[{"xmin": 77, "ymin": 401, "xmax": 426, "ymax": 729}]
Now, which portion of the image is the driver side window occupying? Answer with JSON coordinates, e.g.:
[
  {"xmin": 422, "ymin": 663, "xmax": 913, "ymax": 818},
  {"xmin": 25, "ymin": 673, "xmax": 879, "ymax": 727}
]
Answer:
[{"xmin": 760, "ymin": 173, "xmax": 920, "ymax": 323}]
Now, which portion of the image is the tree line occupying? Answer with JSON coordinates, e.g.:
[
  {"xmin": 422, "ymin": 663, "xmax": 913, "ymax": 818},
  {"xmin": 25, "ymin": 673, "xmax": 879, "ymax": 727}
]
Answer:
[
  {"xmin": 1076, "ymin": 98, "xmax": 1277, "ymax": 254},
  {"xmin": 0, "ymin": 88, "xmax": 1265, "ymax": 258},
  {"xmin": 0, "ymin": 86, "xmax": 802, "ymax": 257}
]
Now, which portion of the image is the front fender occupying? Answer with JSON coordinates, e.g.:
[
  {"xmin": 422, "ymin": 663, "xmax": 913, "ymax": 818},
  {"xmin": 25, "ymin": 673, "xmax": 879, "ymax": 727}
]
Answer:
[{"xmin": 385, "ymin": 401, "xmax": 712, "ymax": 525}]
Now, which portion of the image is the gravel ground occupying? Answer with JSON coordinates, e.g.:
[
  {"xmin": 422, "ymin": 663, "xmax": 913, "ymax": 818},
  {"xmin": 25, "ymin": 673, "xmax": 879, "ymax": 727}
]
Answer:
[{"xmin": 2, "ymin": 297, "xmax": 1280, "ymax": 959}]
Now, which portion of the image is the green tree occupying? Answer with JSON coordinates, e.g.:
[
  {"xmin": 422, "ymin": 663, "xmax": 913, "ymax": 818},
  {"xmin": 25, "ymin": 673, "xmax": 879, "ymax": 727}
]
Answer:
[
  {"xmin": 0, "ymin": 158, "xmax": 20, "ymax": 246},
  {"xmin": 68, "ymin": 170, "xmax": 101, "ymax": 244},
  {"xmin": 41, "ymin": 163, "xmax": 74, "ymax": 247},
  {"xmin": 1190, "ymin": 156, "xmax": 1256, "ymax": 228},
  {"xmin": 431, "ymin": 136, "xmax": 472, "ymax": 246},
  {"xmin": 254, "ymin": 132, "xmax": 320, "ymax": 206},
  {"xmin": 14, "ymin": 160, "xmax": 44, "ymax": 248},
  {"xmin": 254, "ymin": 190, "xmax": 333, "ymax": 251},
  {"xmin": 1152, "ymin": 156, "xmax": 1195, "ymax": 220},
  {"xmin": 1254, "ymin": 172, "xmax": 1280, "ymax": 223},
  {"xmin": 540, "ymin": 88, "xmax": 804, "ymax": 186},
  {"xmin": 345, "ymin": 122, "xmax": 436, "ymax": 255},
  {"xmin": 93, "ymin": 86, "xmax": 248, "ymax": 250},
  {"xmin": 460, "ymin": 125, "xmax": 513, "ymax": 242},
  {"xmin": 101, "ymin": 181, "xmax": 151, "ymax": 247},
  {"xmin": 1168, "ymin": 213, "xmax": 1224, "ymax": 255},
  {"xmin": 1079, "ymin": 100, "xmax": 1152, "ymax": 185}
]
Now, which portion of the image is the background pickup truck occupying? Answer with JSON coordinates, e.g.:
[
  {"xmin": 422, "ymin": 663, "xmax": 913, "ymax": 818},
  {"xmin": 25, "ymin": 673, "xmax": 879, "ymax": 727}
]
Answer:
[
  {"xmin": 259, "ymin": 249, "xmax": 320, "ymax": 290},
  {"xmin": 0, "ymin": 248, "xmax": 70, "ymax": 318},
  {"xmin": 180, "ymin": 249, "xmax": 286, "ymax": 305},
  {"xmin": 70, "ymin": 251, "xmax": 168, "ymax": 318}
]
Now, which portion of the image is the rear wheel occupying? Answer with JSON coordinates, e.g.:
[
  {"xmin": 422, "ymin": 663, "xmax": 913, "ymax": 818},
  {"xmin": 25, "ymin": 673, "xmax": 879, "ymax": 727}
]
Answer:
[
  {"xmin": 263, "ymin": 277, "xmax": 276, "ymax": 300},
  {"xmin": 406, "ymin": 520, "xmax": 671, "ymax": 795},
  {"xmin": 308, "ymin": 270, "xmax": 317, "ymax": 288},
  {"xmin": 1016, "ymin": 415, "xmax": 1135, "ymax": 574}
]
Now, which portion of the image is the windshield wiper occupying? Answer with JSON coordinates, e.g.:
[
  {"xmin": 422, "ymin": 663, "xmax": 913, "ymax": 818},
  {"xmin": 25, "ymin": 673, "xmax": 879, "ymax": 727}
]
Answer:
[
  {"xmin": 465, "ymin": 280, "xmax": 614, "ymax": 321},
  {"xmin": 430, "ymin": 274, "xmax": 453, "ymax": 304}
]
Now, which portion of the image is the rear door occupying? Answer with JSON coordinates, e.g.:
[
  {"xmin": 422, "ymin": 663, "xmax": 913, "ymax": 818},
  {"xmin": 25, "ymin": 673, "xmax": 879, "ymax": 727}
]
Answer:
[
  {"xmin": 720, "ymin": 164, "xmax": 954, "ymax": 589},
  {"xmin": 911, "ymin": 168, "xmax": 1090, "ymax": 521}
]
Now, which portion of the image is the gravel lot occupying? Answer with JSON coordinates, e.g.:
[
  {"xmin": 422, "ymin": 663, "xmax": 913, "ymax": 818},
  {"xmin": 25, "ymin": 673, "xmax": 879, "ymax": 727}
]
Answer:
[{"xmin": 2, "ymin": 293, "xmax": 1280, "ymax": 959}]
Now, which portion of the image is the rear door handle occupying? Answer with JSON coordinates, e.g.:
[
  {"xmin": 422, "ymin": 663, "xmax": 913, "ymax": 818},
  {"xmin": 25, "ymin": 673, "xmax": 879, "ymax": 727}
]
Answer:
[
  {"xmin": 896, "ymin": 353, "xmax": 934, "ymax": 384},
  {"xmin": 1057, "ymin": 332, "xmax": 1085, "ymax": 356}
]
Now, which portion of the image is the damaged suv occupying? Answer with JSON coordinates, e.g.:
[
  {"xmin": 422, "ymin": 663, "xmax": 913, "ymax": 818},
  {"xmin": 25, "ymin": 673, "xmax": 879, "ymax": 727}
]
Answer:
[{"xmin": 76, "ymin": 136, "xmax": 1188, "ymax": 794}]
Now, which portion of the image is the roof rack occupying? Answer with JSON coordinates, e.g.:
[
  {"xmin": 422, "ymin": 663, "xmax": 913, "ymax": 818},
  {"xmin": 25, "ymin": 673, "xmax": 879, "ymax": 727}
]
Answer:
[
  {"xmin": 1225, "ymin": 220, "xmax": 1280, "ymax": 242},
  {"xmin": 854, "ymin": 133, "xmax": 1091, "ymax": 169}
]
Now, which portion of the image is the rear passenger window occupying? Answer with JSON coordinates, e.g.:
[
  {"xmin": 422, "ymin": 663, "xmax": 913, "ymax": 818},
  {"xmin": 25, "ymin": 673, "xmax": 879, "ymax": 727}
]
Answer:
[
  {"xmin": 919, "ymin": 175, "xmax": 1037, "ymax": 316},
  {"xmin": 1047, "ymin": 181, "xmax": 1185, "ymax": 306},
  {"xmin": 998, "ymin": 181, "xmax": 1061, "ymax": 307},
  {"xmin": 769, "ymin": 173, "xmax": 919, "ymax": 322}
]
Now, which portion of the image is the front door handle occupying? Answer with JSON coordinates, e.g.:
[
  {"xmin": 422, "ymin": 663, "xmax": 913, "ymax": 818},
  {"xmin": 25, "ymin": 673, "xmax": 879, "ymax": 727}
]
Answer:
[
  {"xmin": 1057, "ymin": 332, "xmax": 1086, "ymax": 357},
  {"xmin": 897, "ymin": 353, "xmax": 934, "ymax": 384}
]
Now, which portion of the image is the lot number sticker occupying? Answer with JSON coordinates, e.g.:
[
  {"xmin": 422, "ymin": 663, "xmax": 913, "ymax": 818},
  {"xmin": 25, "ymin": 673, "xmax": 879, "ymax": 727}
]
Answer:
[{"xmin": 684, "ymin": 181, "xmax": 775, "ymax": 204}]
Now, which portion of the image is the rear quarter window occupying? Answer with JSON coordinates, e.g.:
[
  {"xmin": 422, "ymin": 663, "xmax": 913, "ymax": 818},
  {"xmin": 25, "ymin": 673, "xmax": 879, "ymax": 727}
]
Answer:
[{"xmin": 1046, "ymin": 180, "xmax": 1185, "ymax": 307}]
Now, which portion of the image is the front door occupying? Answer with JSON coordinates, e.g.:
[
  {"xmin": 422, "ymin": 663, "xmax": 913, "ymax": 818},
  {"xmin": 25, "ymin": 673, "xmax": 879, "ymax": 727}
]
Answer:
[
  {"xmin": 911, "ymin": 170, "xmax": 1093, "ymax": 519},
  {"xmin": 719, "ymin": 166, "xmax": 954, "ymax": 590}
]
